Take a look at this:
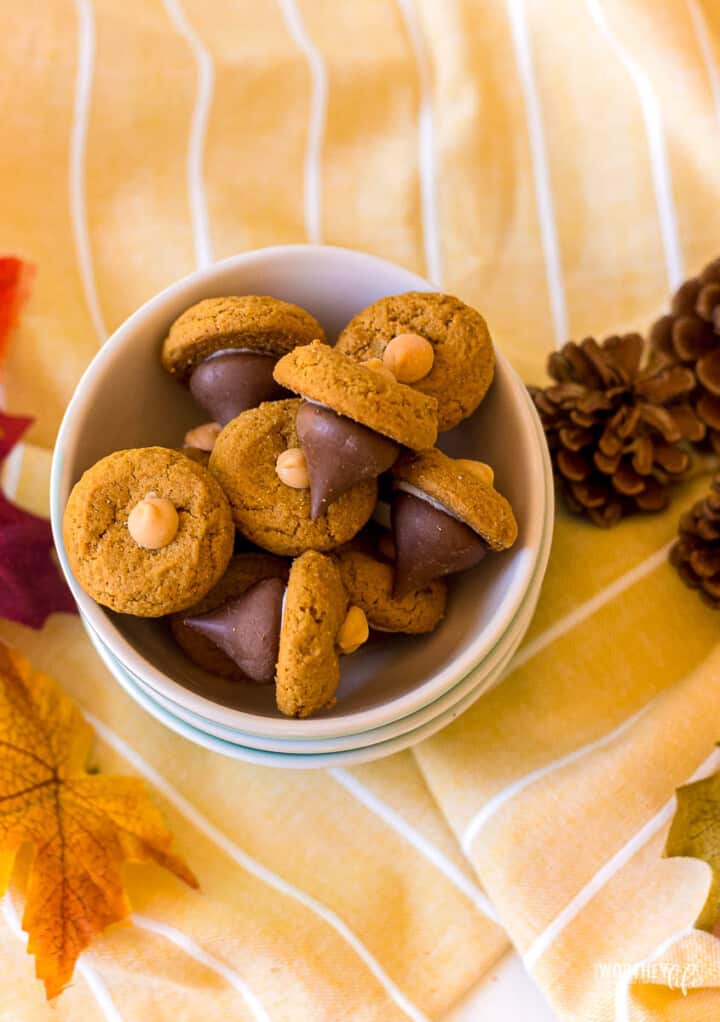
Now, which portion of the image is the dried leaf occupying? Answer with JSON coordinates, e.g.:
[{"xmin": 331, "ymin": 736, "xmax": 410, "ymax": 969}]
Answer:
[
  {"xmin": 0, "ymin": 412, "xmax": 76, "ymax": 628},
  {"xmin": 0, "ymin": 642, "xmax": 198, "ymax": 997},
  {"xmin": 0, "ymin": 258, "xmax": 34, "ymax": 367},
  {"xmin": 666, "ymin": 767, "xmax": 720, "ymax": 934}
]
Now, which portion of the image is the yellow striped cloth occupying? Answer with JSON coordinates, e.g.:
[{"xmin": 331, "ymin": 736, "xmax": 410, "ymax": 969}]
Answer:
[{"xmin": 1, "ymin": 1, "xmax": 720, "ymax": 1019}]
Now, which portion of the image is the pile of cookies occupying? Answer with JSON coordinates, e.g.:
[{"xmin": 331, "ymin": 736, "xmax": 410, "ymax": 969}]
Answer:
[{"xmin": 63, "ymin": 292, "xmax": 518, "ymax": 718}]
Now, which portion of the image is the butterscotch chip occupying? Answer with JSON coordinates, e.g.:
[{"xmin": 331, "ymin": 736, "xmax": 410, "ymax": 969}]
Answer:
[
  {"xmin": 170, "ymin": 553, "xmax": 289, "ymax": 681},
  {"xmin": 209, "ymin": 399, "xmax": 376, "ymax": 556},
  {"xmin": 383, "ymin": 333, "xmax": 434, "ymax": 383},
  {"xmin": 392, "ymin": 448, "xmax": 517, "ymax": 551},
  {"xmin": 161, "ymin": 296, "xmax": 326, "ymax": 382},
  {"xmin": 334, "ymin": 544, "xmax": 447, "ymax": 633},
  {"xmin": 337, "ymin": 292, "xmax": 494, "ymax": 431},
  {"xmin": 273, "ymin": 340, "xmax": 438, "ymax": 450},
  {"xmin": 276, "ymin": 551, "xmax": 348, "ymax": 718},
  {"xmin": 127, "ymin": 496, "xmax": 179, "ymax": 549},
  {"xmin": 63, "ymin": 447, "xmax": 234, "ymax": 616},
  {"xmin": 275, "ymin": 447, "xmax": 310, "ymax": 489},
  {"xmin": 184, "ymin": 421, "xmax": 221, "ymax": 452},
  {"xmin": 337, "ymin": 605, "xmax": 369, "ymax": 653}
]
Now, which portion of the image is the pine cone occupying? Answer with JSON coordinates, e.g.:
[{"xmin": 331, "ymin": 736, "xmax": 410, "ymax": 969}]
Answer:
[
  {"xmin": 651, "ymin": 257, "xmax": 720, "ymax": 453},
  {"xmin": 670, "ymin": 475, "xmax": 720, "ymax": 607},
  {"xmin": 529, "ymin": 334, "xmax": 701, "ymax": 526}
]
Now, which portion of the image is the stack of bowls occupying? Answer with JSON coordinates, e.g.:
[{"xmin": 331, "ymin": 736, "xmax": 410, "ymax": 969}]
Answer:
[{"xmin": 50, "ymin": 245, "xmax": 553, "ymax": 768}]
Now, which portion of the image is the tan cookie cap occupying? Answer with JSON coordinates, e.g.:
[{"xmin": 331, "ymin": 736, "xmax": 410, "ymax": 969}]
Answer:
[
  {"xmin": 276, "ymin": 551, "xmax": 348, "ymax": 718},
  {"xmin": 161, "ymin": 295, "xmax": 326, "ymax": 381},
  {"xmin": 392, "ymin": 448, "xmax": 518, "ymax": 551},
  {"xmin": 273, "ymin": 341, "xmax": 438, "ymax": 450}
]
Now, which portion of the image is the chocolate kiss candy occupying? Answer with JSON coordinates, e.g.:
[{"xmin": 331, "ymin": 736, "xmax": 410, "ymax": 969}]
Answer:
[
  {"xmin": 183, "ymin": 577, "xmax": 285, "ymax": 684},
  {"xmin": 189, "ymin": 350, "xmax": 289, "ymax": 425},
  {"xmin": 392, "ymin": 490, "xmax": 487, "ymax": 597},
  {"xmin": 296, "ymin": 401, "xmax": 399, "ymax": 520}
]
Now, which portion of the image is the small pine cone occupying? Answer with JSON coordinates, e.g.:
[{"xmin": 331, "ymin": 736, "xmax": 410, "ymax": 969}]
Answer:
[
  {"xmin": 529, "ymin": 334, "xmax": 701, "ymax": 527},
  {"xmin": 650, "ymin": 256, "xmax": 720, "ymax": 454},
  {"xmin": 670, "ymin": 475, "xmax": 720, "ymax": 607}
]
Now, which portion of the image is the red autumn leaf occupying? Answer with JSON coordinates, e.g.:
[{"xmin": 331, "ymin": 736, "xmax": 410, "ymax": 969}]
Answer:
[
  {"xmin": 0, "ymin": 413, "xmax": 77, "ymax": 628},
  {"xmin": 0, "ymin": 258, "xmax": 34, "ymax": 367},
  {"xmin": 0, "ymin": 261, "xmax": 77, "ymax": 629}
]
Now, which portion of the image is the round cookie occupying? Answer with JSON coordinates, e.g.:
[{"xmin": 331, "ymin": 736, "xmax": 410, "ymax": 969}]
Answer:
[
  {"xmin": 333, "ymin": 543, "xmax": 447, "ymax": 634},
  {"xmin": 336, "ymin": 292, "xmax": 494, "ymax": 431},
  {"xmin": 63, "ymin": 447, "xmax": 234, "ymax": 616},
  {"xmin": 392, "ymin": 448, "xmax": 517, "ymax": 551},
  {"xmin": 276, "ymin": 551, "xmax": 348, "ymax": 718},
  {"xmin": 209, "ymin": 399, "xmax": 377, "ymax": 556},
  {"xmin": 161, "ymin": 295, "xmax": 326, "ymax": 382},
  {"xmin": 170, "ymin": 553, "xmax": 289, "ymax": 681},
  {"xmin": 273, "ymin": 340, "xmax": 438, "ymax": 450}
]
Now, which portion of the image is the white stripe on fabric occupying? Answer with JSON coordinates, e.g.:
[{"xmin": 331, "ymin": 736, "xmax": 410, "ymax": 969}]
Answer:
[
  {"xmin": 687, "ymin": 0, "xmax": 720, "ymax": 132},
  {"xmin": 162, "ymin": 0, "xmax": 215, "ymax": 268},
  {"xmin": 330, "ymin": 768, "xmax": 499, "ymax": 924},
  {"xmin": 132, "ymin": 914, "xmax": 271, "ymax": 1022},
  {"xmin": 1, "ymin": 895, "xmax": 124, "ymax": 1022},
  {"xmin": 511, "ymin": 542, "xmax": 673, "ymax": 671},
  {"xmin": 615, "ymin": 925, "xmax": 695, "ymax": 1022},
  {"xmin": 276, "ymin": 0, "xmax": 327, "ymax": 245},
  {"xmin": 85, "ymin": 711, "xmax": 429, "ymax": 1022},
  {"xmin": 506, "ymin": 0, "xmax": 568, "ymax": 346},
  {"xmin": 583, "ymin": 0, "xmax": 682, "ymax": 290},
  {"xmin": 523, "ymin": 747, "xmax": 720, "ymax": 971},
  {"xmin": 461, "ymin": 706, "xmax": 650, "ymax": 855},
  {"xmin": 1, "ymin": 442, "xmax": 24, "ymax": 502},
  {"xmin": 394, "ymin": 0, "xmax": 442, "ymax": 285},
  {"xmin": 71, "ymin": 0, "xmax": 107, "ymax": 344}
]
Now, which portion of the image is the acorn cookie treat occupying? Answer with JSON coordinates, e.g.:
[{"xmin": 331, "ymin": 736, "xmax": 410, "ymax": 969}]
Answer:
[
  {"xmin": 273, "ymin": 340, "xmax": 438, "ymax": 518},
  {"xmin": 333, "ymin": 537, "xmax": 447, "ymax": 634},
  {"xmin": 277, "ymin": 551, "xmax": 366, "ymax": 717},
  {"xmin": 336, "ymin": 292, "xmax": 494, "ymax": 431},
  {"xmin": 389, "ymin": 449, "xmax": 518, "ymax": 597},
  {"xmin": 179, "ymin": 550, "xmax": 368, "ymax": 717},
  {"xmin": 172, "ymin": 553, "xmax": 290, "ymax": 681},
  {"xmin": 161, "ymin": 296, "xmax": 326, "ymax": 427},
  {"xmin": 209, "ymin": 398, "xmax": 377, "ymax": 556},
  {"xmin": 63, "ymin": 447, "xmax": 235, "ymax": 616}
]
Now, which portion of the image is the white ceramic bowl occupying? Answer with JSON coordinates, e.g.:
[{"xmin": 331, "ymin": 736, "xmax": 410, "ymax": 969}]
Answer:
[
  {"xmin": 88, "ymin": 382, "xmax": 554, "ymax": 755},
  {"xmin": 51, "ymin": 245, "xmax": 552, "ymax": 745}
]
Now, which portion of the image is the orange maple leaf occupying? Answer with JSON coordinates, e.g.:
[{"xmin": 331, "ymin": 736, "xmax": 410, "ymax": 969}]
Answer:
[{"xmin": 0, "ymin": 641, "xmax": 198, "ymax": 998}]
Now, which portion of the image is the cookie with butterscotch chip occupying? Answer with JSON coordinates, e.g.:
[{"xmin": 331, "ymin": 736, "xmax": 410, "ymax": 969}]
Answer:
[
  {"xmin": 336, "ymin": 292, "xmax": 494, "ymax": 431},
  {"xmin": 273, "ymin": 340, "xmax": 438, "ymax": 450},
  {"xmin": 388, "ymin": 448, "xmax": 517, "ymax": 597},
  {"xmin": 63, "ymin": 447, "xmax": 234, "ymax": 616},
  {"xmin": 208, "ymin": 399, "xmax": 377, "ymax": 556}
]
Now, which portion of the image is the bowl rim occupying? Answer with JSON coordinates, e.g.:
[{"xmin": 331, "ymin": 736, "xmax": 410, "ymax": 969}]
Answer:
[{"xmin": 51, "ymin": 243, "xmax": 552, "ymax": 739}]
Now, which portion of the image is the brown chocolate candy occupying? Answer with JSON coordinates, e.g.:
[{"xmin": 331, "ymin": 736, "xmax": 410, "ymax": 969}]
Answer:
[
  {"xmin": 189, "ymin": 350, "xmax": 289, "ymax": 425},
  {"xmin": 183, "ymin": 576, "xmax": 285, "ymax": 683},
  {"xmin": 296, "ymin": 401, "xmax": 399, "ymax": 520},
  {"xmin": 391, "ymin": 490, "xmax": 486, "ymax": 597}
]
